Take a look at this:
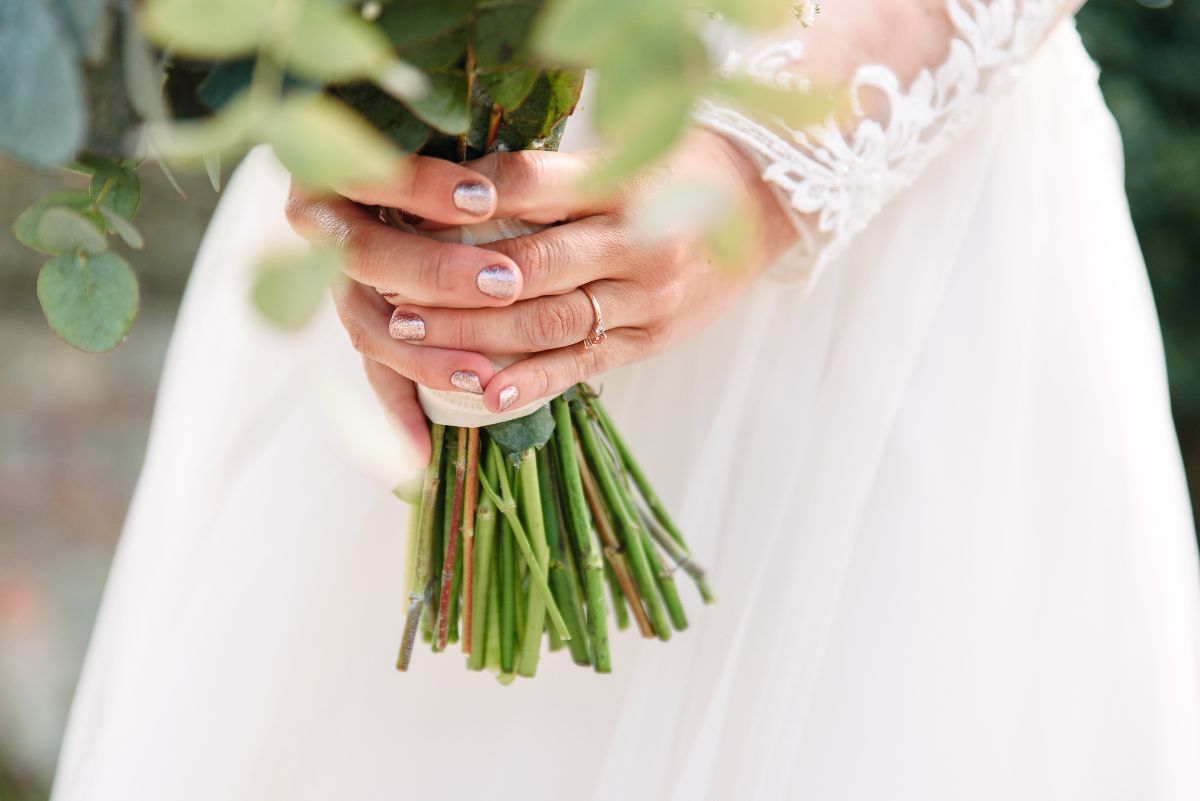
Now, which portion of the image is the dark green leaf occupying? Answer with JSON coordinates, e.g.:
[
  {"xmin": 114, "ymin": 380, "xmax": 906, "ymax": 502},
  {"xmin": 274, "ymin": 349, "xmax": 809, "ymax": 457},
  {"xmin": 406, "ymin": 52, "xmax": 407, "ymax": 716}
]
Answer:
[
  {"xmin": 13, "ymin": 191, "xmax": 101, "ymax": 254},
  {"xmin": 377, "ymin": 0, "xmax": 478, "ymax": 48},
  {"xmin": 395, "ymin": 24, "xmax": 467, "ymax": 71},
  {"xmin": 478, "ymin": 67, "xmax": 541, "ymax": 112},
  {"xmin": 471, "ymin": 2, "xmax": 538, "ymax": 69},
  {"xmin": 0, "ymin": 1, "xmax": 86, "ymax": 166},
  {"xmin": 196, "ymin": 59, "xmax": 256, "ymax": 111},
  {"xmin": 494, "ymin": 69, "xmax": 583, "ymax": 149},
  {"xmin": 403, "ymin": 72, "xmax": 470, "ymax": 135},
  {"xmin": 252, "ymin": 247, "xmax": 341, "ymax": 330},
  {"xmin": 332, "ymin": 83, "xmax": 433, "ymax": 152},
  {"xmin": 486, "ymin": 404, "xmax": 556, "ymax": 457},
  {"xmin": 37, "ymin": 251, "xmax": 139, "ymax": 352},
  {"xmin": 35, "ymin": 207, "xmax": 109, "ymax": 255}
]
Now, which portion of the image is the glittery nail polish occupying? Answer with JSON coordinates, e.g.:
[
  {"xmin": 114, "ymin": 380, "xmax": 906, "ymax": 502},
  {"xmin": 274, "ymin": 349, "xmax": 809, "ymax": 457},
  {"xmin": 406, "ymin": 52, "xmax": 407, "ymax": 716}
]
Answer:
[
  {"xmin": 476, "ymin": 265, "xmax": 518, "ymax": 299},
  {"xmin": 450, "ymin": 370, "xmax": 483, "ymax": 395},
  {"xmin": 498, "ymin": 385, "xmax": 519, "ymax": 412},
  {"xmin": 389, "ymin": 309, "xmax": 425, "ymax": 341},
  {"xmin": 452, "ymin": 181, "xmax": 495, "ymax": 216}
]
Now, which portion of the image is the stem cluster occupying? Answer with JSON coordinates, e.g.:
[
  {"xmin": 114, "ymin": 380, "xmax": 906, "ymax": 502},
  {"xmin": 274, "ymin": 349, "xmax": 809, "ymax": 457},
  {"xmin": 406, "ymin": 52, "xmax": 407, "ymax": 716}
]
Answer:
[{"xmin": 396, "ymin": 385, "xmax": 711, "ymax": 681}]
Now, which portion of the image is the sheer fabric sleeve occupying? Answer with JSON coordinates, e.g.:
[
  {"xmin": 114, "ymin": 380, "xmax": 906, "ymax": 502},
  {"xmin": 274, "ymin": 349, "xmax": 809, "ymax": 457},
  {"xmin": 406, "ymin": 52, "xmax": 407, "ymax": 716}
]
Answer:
[{"xmin": 695, "ymin": 0, "xmax": 1080, "ymax": 286}]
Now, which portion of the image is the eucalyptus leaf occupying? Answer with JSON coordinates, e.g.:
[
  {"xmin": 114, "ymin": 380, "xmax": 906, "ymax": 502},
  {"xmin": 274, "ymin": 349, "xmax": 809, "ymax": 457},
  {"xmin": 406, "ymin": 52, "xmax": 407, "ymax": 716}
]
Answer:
[
  {"xmin": 154, "ymin": 91, "xmax": 261, "ymax": 161},
  {"xmin": 533, "ymin": 0, "xmax": 655, "ymax": 65},
  {"xmin": 35, "ymin": 207, "xmax": 109, "ymax": 255},
  {"xmin": 713, "ymin": 77, "xmax": 836, "ymax": 129},
  {"xmin": 122, "ymin": 10, "xmax": 167, "ymax": 121},
  {"xmin": 284, "ymin": 0, "xmax": 394, "ymax": 83},
  {"xmin": 195, "ymin": 59, "xmax": 255, "ymax": 112},
  {"xmin": 486, "ymin": 405, "xmax": 556, "ymax": 457},
  {"xmin": 709, "ymin": 0, "xmax": 797, "ymax": 30},
  {"xmin": 471, "ymin": 2, "xmax": 538, "ymax": 69},
  {"xmin": 394, "ymin": 24, "xmax": 467, "ymax": 71},
  {"xmin": 98, "ymin": 206, "xmax": 145, "ymax": 250},
  {"xmin": 403, "ymin": 72, "xmax": 470, "ymax": 135},
  {"xmin": 331, "ymin": 83, "xmax": 432, "ymax": 152},
  {"xmin": 13, "ymin": 191, "xmax": 101, "ymax": 254},
  {"xmin": 37, "ymin": 251, "xmax": 139, "ymax": 352},
  {"xmin": 252, "ymin": 246, "xmax": 342, "ymax": 330},
  {"xmin": 85, "ymin": 158, "xmax": 142, "ymax": 220},
  {"xmin": 479, "ymin": 67, "xmax": 541, "ymax": 112},
  {"xmin": 376, "ymin": 0, "xmax": 477, "ymax": 48},
  {"xmin": 57, "ymin": 0, "xmax": 114, "ymax": 63},
  {"xmin": 267, "ymin": 94, "xmax": 402, "ymax": 188},
  {"xmin": 0, "ymin": 1, "xmax": 86, "ymax": 166},
  {"xmin": 141, "ymin": 0, "xmax": 275, "ymax": 58}
]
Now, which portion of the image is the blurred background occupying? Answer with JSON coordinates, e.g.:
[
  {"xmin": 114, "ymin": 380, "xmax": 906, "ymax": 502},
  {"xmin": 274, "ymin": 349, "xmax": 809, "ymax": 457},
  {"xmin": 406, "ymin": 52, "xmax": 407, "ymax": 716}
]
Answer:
[{"xmin": 1, "ymin": 2, "xmax": 1197, "ymax": 798}]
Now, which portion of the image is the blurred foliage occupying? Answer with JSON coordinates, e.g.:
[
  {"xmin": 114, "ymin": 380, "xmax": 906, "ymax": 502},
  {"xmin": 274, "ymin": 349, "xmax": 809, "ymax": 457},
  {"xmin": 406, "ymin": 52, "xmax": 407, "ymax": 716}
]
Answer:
[{"xmin": 1076, "ymin": 0, "xmax": 1200, "ymax": 499}]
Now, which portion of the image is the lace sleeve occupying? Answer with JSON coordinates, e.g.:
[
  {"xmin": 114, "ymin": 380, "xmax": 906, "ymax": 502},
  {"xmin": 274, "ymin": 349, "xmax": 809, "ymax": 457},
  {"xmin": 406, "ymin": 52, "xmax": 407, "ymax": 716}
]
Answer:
[{"xmin": 695, "ymin": 0, "xmax": 1076, "ymax": 286}]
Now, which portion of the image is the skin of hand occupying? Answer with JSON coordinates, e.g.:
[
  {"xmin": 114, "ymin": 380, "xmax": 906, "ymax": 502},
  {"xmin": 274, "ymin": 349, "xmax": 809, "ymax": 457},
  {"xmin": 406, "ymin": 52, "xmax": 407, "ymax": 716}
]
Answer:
[{"xmin": 286, "ymin": 128, "xmax": 797, "ymax": 461}]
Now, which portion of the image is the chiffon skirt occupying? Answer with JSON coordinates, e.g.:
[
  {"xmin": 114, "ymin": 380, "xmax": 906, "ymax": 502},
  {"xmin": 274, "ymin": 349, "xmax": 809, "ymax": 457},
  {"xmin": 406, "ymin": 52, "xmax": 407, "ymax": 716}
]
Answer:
[{"xmin": 53, "ymin": 24, "xmax": 1200, "ymax": 801}]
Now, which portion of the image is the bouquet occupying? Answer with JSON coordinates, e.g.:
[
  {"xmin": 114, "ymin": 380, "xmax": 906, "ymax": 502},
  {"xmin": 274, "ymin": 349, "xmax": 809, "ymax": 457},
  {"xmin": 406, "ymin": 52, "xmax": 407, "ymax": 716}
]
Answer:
[{"xmin": 4, "ymin": 0, "xmax": 823, "ymax": 681}]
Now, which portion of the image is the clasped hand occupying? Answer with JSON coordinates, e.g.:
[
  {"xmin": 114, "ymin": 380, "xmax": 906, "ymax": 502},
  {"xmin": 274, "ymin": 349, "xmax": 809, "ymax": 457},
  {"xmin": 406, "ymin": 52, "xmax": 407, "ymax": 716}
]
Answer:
[{"xmin": 285, "ymin": 129, "xmax": 796, "ymax": 460}]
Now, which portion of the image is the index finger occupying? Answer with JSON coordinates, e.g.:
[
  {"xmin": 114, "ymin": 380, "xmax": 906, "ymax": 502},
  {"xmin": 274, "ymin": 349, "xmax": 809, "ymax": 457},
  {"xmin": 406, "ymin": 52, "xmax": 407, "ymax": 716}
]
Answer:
[{"xmin": 337, "ymin": 155, "xmax": 499, "ymax": 225}]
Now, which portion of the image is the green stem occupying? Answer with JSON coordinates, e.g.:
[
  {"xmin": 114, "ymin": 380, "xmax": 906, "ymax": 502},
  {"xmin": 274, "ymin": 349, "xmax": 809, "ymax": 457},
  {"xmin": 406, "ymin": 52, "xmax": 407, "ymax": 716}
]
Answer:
[
  {"xmin": 573, "ymin": 399, "xmax": 671, "ymax": 641},
  {"xmin": 540, "ymin": 446, "xmax": 591, "ymax": 666},
  {"xmin": 589, "ymin": 394, "xmax": 714, "ymax": 603},
  {"xmin": 551, "ymin": 396, "xmax": 611, "ymax": 672},
  {"xmin": 499, "ymin": 504, "xmax": 516, "ymax": 675},
  {"xmin": 485, "ymin": 539, "xmax": 502, "ymax": 674},
  {"xmin": 603, "ymin": 558, "xmax": 631, "ymax": 631},
  {"xmin": 397, "ymin": 423, "xmax": 445, "ymax": 671},
  {"xmin": 516, "ymin": 450, "xmax": 550, "ymax": 677},
  {"xmin": 480, "ymin": 445, "xmax": 571, "ymax": 641},
  {"xmin": 436, "ymin": 427, "xmax": 468, "ymax": 649},
  {"xmin": 467, "ymin": 446, "xmax": 499, "ymax": 670}
]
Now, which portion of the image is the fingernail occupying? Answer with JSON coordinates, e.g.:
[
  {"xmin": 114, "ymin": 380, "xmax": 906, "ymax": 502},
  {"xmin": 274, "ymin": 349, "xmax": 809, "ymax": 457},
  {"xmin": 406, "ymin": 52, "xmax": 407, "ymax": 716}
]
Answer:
[
  {"xmin": 452, "ymin": 181, "xmax": 495, "ymax": 216},
  {"xmin": 498, "ymin": 385, "xmax": 519, "ymax": 412},
  {"xmin": 389, "ymin": 309, "xmax": 425, "ymax": 341},
  {"xmin": 375, "ymin": 286, "xmax": 398, "ymax": 298},
  {"xmin": 476, "ymin": 265, "xmax": 518, "ymax": 299},
  {"xmin": 450, "ymin": 370, "xmax": 483, "ymax": 395}
]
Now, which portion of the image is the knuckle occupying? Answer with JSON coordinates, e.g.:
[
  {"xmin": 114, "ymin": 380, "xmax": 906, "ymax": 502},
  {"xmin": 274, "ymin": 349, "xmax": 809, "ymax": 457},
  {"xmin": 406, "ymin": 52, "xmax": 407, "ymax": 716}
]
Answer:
[
  {"xmin": 343, "ymin": 317, "xmax": 371, "ymax": 357},
  {"xmin": 417, "ymin": 245, "xmax": 455, "ymax": 300},
  {"xmin": 528, "ymin": 300, "xmax": 575, "ymax": 347},
  {"xmin": 504, "ymin": 150, "xmax": 544, "ymax": 195}
]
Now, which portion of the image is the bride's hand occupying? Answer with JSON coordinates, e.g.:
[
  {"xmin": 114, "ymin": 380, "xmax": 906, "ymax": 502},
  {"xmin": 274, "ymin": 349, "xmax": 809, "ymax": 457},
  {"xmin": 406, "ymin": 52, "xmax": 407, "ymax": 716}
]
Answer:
[{"xmin": 390, "ymin": 129, "xmax": 795, "ymax": 413}]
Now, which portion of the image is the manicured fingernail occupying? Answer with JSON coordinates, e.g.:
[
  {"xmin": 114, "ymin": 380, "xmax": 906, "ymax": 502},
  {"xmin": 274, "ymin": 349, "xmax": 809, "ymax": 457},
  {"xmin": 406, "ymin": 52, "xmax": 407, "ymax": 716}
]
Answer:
[
  {"xmin": 375, "ymin": 286, "xmax": 398, "ymax": 298},
  {"xmin": 389, "ymin": 309, "xmax": 425, "ymax": 341},
  {"xmin": 452, "ymin": 181, "xmax": 495, "ymax": 216},
  {"xmin": 476, "ymin": 264, "xmax": 518, "ymax": 299},
  {"xmin": 498, "ymin": 385, "xmax": 519, "ymax": 412},
  {"xmin": 450, "ymin": 370, "xmax": 483, "ymax": 395}
]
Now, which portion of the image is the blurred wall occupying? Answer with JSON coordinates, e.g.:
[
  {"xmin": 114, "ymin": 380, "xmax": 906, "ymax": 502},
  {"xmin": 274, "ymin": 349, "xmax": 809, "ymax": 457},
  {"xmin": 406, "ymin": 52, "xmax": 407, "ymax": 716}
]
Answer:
[{"xmin": 1, "ymin": 1, "xmax": 1197, "ymax": 797}]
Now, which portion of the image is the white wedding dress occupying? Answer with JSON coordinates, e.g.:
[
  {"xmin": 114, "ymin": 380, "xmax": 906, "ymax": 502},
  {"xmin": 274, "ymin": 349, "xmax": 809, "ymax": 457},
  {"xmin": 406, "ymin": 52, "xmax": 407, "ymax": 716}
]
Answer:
[{"xmin": 52, "ymin": 3, "xmax": 1200, "ymax": 799}]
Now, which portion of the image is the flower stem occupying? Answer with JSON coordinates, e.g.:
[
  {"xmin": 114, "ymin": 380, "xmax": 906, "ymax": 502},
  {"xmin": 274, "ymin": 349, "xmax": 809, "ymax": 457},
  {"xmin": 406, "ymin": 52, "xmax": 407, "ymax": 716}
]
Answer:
[
  {"xmin": 436, "ymin": 427, "xmax": 468, "ymax": 650},
  {"xmin": 551, "ymin": 396, "xmax": 611, "ymax": 672},
  {"xmin": 587, "ymin": 394, "xmax": 714, "ymax": 603},
  {"xmin": 499, "ymin": 502, "xmax": 515, "ymax": 675},
  {"xmin": 467, "ymin": 440, "xmax": 498, "ymax": 670},
  {"xmin": 481, "ymin": 444, "xmax": 571, "ymax": 642},
  {"xmin": 573, "ymin": 426, "xmax": 654, "ymax": 638},
  {"xmin": 461, "ymin": 428, "xmax": 480, "ymax": 653},
  {"xmin": 538, "ymin": 446, "xmax": 591, "ymax": 666},
  {"xmin": 516, "ymin": 450, "xmax": 551, "ymax": 677},
  {"xmin": 573, "ymin": 400, "xmax": 671, "ymax": 641},
  {"xmin": 397, "ymin": 423, "xmax": 445, "ymax": 671}
]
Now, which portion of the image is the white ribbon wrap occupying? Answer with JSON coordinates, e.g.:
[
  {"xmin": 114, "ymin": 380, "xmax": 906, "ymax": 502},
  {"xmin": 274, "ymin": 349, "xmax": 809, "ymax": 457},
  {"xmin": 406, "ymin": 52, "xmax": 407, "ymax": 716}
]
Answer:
[{"xmin": 392, "ymin": 216, "xmax": 551, "ymax": 428}]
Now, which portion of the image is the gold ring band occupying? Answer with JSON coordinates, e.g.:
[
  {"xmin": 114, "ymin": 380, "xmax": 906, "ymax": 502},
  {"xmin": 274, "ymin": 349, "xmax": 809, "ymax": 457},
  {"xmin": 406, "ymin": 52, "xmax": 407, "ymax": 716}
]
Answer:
[{"xmin": 580, "ymin": 285, "xmax": 606, "ymax": 349}]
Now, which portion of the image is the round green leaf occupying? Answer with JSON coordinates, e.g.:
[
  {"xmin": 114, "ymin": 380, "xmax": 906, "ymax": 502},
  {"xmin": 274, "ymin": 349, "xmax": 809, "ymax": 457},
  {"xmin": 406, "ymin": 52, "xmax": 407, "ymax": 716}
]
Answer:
[
  {"xmin": 35, "ymin": 207, "xmax": 109, "ymax": 255},
  {"xmin": 268, "ymin": 93, "xmax": 402, "ymax": 188},
  {"xmin": 13, "ymin": 191, "xmax": 100, "ymax": 253},
  {"xmin": 252, "ymin": 247, "xmax": 341, "ymax": 330},
  {"xmin": 403, "ymin": 72, "xmax": 470, "ymax": 135},
  {"xmin": 0, "ymin": 1, "xmax": 86, "ymax": 166},
  {"xmin": 37, "ymin": 252, "xmax": 140, "ymax": 352},
  {"xmin": 283, "ymin": 1, "xmax": 394, "ymax": 83},
  {"xmin": 141, "ymin": 0, "xmax": 275, "ymax": 58},
  {"xmin": 98, "ymin": 206, "xmax": 145, "ymax": 249}
]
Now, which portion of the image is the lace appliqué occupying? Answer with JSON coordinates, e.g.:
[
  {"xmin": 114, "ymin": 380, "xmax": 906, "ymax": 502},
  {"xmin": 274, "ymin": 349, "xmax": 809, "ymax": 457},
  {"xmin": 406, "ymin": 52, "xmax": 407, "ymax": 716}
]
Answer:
[{"xmin": 695, "ymin": 0, "xmax": 1067, "ymax": 286}]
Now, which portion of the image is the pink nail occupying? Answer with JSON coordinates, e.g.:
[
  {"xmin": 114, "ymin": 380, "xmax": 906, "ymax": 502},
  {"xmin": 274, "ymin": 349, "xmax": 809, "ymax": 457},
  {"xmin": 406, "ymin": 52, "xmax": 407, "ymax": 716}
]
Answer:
[
  {"xmin": 452, "ymin": 181, "xmax": 495, "ymax": 216},
  {"xmin": 498, "ymin": 385, "xmax": 519, "ymax": 412},
  {"xmin": 389, "ymin": 309, "xmax": 425, "ymax": 341},
  {"xmin": 450, "ymin": 370, "xmax": 483, "ymax": 394},
  {"xmin": 476, "ymin": 265, "xmax": 518, "ymax": 299}
]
